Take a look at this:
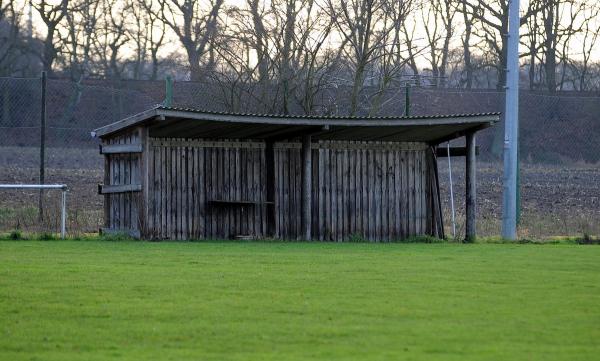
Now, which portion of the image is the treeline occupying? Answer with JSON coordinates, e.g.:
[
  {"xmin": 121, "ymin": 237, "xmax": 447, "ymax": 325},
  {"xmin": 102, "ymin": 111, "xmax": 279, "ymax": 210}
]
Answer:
[{"xmin": 2, "ymin": 0, "xmax": 600, "ymax": 115}]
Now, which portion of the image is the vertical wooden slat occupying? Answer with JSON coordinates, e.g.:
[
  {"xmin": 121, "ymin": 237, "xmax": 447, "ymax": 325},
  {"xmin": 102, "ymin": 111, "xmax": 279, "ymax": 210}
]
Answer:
[
  {"xmin": 210, "ymin": 147, "xmax": 217, "ymax": 238},
  {"xmin": 393, "ymin": 149, "xmax": 401, "ymax": 240},
  {"xmin": 250, "ymin": 147, "xmax": 257, "ymax": 237},
  {"xmin": 254, "ymin": 147, "xmax": 262, "ymax": 237},
  {"xmin": 141, "ymin": 130, "xmax": 151, "ymax": 238},
  {"xmin": 301, "ymin": 135, "xmax": 312, "ymax": 240},
  {"xmin": 239, "ymin": 147, "xmax": 246, "ymax": 236},
  {"xmin": 360, "ymin": 146, "xmax": 367, "ymax": 238},
  {"xmin": 265, "ymin": 141, "xmax": 276, "ymax": 237},
  {"xmin": 282, "ymin": 148, "xmax": 289, "ymax": 239},
  {"xmin": 418, "ymin": 150, "xmax": 423, "ymax": 235},
  {"xmin": 195, "ymin": 148, "xmax": 207, "ymax": 239},
  {"xmin": 311, "ymin": 146, "xmax": 319, "ymax": 239},
  {"xmin": 374, "ymin": 149, "xmax": 381, "ymax": 241},
  {"xmin": 124, "ymin": 135, "xmax": 130, "ymax": 230},
  {"xmin": 103, "ymin": 141, "xmax": 110, "ymax": 230},
  {"xmin": 117, "ymin": 139, "xmax": 123, "ymax": 230},
  {"xmin": 421, "ymin": 150, "xmax": 427, "ymax": 234},
  {"xmin": 407, "ymin": 150, "xmax": 413, "ymax": 236},
  {"xmin": 341, "ymin": 148, "xmax": 349, "ymax": 241},
  {"xmin": 129, "ymin": 134, "xmax": 136, "ymax": 231},
  {"xmin": 223, "ymin": 147, "xmax": 230, "ymax": 238},
  {"xmin": 161, "ymin": 144, "xmax": 167, "ymax": 238},
  {"xmin": 350, "ymin": 146, "xmax": 357, "ymax": 235},
  {"xmin": 316, "ymin": 146, "xmax": 323, "ymax": 240},
  {"xmin": 322, "ymin": 144, "xmax": 330, "ymax": 240},
  {"xmin": 364, "ymin": 145, "xmax": 370, "ymax": 237},
  {"xmin": 221, "ymin": 145, "xmax": 225, "ymax": 238},
  {"xmin": 176, "ymin": 142, "xmax": 181, "ymax": 240},
  {"xmin": 169, "ymin": 143, "xmax": 175, "ymax": 239},
  {"xmin": 332, "ymin": 143, "xmax": 337, "ymax": 241},
  {"xmin": 168, "ymin": 143, "xmax": 174, "ymax": 239},
  {"xmin": 381, "ymin": 148, "xmax": 388, "ymax": 241},
  {"xmin": 156, "ymin": 144, "xmax": 161, "ymax": 238},
  {"xmin": 275, "ymin": 147, "xmax": 281, "ymax": 238},
  {"xmin": 187, "ymin": 145, "xmax": 193, "ymax": 238}
]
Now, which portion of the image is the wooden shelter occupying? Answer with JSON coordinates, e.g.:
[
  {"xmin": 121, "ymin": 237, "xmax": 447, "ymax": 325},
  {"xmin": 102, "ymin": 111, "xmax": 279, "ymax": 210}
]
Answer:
[{"xmin": 92, "ymin": 106, "xmax": 498, "ymax": 241}]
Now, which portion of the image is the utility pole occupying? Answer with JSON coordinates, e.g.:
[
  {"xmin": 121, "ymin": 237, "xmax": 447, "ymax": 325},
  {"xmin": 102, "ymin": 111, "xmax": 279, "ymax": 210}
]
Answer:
[{"xmin": 502, "ymin": 0, "xmax": 520, "ymax": 240}]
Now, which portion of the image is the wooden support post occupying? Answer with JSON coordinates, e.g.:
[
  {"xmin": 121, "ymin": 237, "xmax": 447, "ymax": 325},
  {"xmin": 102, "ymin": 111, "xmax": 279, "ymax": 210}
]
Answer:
[
  {"xmin": 465, "ymin": 132, "xmax": 477, "ymax": 242},
  {"xmin": 265, "ymin": 141, "xmax": 276, "ymax": 237},
  {"xmin": 301, "ymin": 135, "xmax": 312, "ymax": 240}
]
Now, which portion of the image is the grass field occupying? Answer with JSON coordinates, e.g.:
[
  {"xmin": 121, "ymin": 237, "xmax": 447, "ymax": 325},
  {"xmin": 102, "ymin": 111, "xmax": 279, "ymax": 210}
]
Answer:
[{"xmin": 1, "ymin": 241, "xmax": 599, "ymax": 360}]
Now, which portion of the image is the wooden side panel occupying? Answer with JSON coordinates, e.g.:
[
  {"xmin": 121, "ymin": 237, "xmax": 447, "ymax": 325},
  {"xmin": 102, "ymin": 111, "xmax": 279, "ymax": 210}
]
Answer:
[{"xmin": 102, "ymin": 129, "xmax": 142, "ymax": 234}]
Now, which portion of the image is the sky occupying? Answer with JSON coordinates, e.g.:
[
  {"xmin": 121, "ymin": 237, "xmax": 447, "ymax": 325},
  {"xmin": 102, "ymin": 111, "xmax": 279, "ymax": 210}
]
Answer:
[{"xmin": 19, "ymin": 0, "xmax": 600, "ymax": 68}]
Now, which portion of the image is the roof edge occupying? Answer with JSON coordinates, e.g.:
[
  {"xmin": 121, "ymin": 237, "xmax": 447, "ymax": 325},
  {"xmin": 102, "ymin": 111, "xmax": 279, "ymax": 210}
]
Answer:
[
  {"xmin": 92, "ymin": 106, "xmax": 500, "ymax": 138},
  {"xmin": 93, "ymin": 108, "xmax": 159, "ymax": 138}
]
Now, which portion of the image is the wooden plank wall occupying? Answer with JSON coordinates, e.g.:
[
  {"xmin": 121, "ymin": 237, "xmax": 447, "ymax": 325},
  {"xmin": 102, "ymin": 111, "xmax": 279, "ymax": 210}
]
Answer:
[
  {"xmin": 312, "ymin": 141, "xmax": 431, "ymax": 241},
  {"xmin": 146, "ymin": 139, "xmax": 266, "ymax": 240},
  {"xmin": 102, "ymin": 130, "xmax": 142, "ymax": 233},
  {"xmin": 143, "ymin": 138, "xmax": 441, "ymax": 241}
]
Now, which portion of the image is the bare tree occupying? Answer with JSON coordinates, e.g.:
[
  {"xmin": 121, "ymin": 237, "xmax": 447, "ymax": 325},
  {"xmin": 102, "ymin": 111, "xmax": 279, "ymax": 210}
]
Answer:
[
  {"xmin": 270, "ymin": 0, "xmax": 336, "ymax": 114},
  {"xmin": 400, "ymin": 14, "xmax": 422, "ymax": 85},
  {"xmin": 459, "ymin": 0, "xmax": 474, "ymax": 88},
  {"xmin": 61, "ymin": 0, "xmax": 100, "ymax": 80},
  {"xmin": 569, "ymin": 2, "xmax": 600, "ymax": 91},
  {"xmin": 423, "ymin": 0, "xmax": 456, "ymax": 87},
  {"xmin": 291, "ymin": 0, "xmax": 337, "ymax": 114},
  {"xmin": 328, "ymin": 0, "xmax": 413, "ymax": 115},
  {"xmin": 462, "ymin": 0, "xmax": 539, "ymax": 89},
  {"xmin": 0, "ymin": 0, "xmax": 26, "ymax": 75},
  {"xmin": 94, "ymin": 0, "xmax": 129, "ymax": 80},
  {"xmin": 134, "ymin": 0, "xmax": 167, "ymax": 80},
  {"xmin": 33, "ymin": 0, "xmax": 68, "ymax": 75},
  {"xmin": 156, "ymin": 0, "xmax": 225, "ymax": 81}
]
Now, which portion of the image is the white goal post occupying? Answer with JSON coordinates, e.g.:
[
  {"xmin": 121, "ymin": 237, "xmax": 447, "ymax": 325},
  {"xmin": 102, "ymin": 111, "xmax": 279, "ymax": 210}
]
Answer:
[{"xmin": 0, "ymin": 184, "xmax": 68, "ymax": 239}]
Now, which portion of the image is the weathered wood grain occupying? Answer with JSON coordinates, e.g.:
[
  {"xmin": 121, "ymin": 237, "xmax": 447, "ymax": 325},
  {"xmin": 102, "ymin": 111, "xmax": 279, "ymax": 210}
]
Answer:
[{"xmin": 105, "ymin": 137, "xmax": 446, "ymax": 241}]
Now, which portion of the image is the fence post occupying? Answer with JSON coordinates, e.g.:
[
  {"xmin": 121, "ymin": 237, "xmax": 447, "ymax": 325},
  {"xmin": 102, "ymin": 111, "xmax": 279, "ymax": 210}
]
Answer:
[
  {"xmin": 164, "ymin": 75, "xmax": 173, "ymax": 107},
  {"xmin": 38, "ymin": 71, "xmax": 47, "ymax": 221},
  {"xmin": 61, "ymin": 188, "xmax": 67, "ymax": 239}
]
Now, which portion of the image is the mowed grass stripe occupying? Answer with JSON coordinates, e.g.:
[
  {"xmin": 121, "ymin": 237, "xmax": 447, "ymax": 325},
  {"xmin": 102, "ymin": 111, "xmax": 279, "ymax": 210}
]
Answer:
[{"xmin": 1, "ymin": 241, "xmax": 599, "ymax": 361}]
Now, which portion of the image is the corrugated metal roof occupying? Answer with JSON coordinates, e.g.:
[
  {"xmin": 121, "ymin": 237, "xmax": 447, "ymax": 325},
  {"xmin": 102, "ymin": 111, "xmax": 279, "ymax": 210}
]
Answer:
[
  {"xmin": 156, "ymin": 105, "xmax": 500, "ymax": 121},
  {"xmin": 93, "ymin": 105, "xmax": 500, "ymax": 144}
]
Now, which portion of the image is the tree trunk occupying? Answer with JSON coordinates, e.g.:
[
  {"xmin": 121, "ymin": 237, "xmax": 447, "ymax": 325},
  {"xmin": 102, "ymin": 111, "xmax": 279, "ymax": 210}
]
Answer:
[
  {"xmin": 186, "ymin": 45, "xmax": 202, "ymax": 82},
  {"xmin": 461, "ymin": 0, "xmax": 473, "ymax": 89},
  {"xmin": 42, "ymin": 24, "xmax": 56, "ymax": 76},
  {"xmin": 543, "ymin": 2, "xmax": 557, "ymax": 93}
]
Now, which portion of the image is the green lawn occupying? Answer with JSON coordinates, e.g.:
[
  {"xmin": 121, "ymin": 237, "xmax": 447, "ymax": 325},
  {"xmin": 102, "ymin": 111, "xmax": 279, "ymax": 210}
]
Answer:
[{"xmin": 1, "ymin": 241, "xmax": 599, "ymax": 361}]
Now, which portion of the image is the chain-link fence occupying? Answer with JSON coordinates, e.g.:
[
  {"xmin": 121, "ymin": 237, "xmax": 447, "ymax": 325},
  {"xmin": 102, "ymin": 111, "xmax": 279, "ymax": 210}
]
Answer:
[{"xmin": 1, "ymin": 75, "xmax": 598, "ymax": 238}]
